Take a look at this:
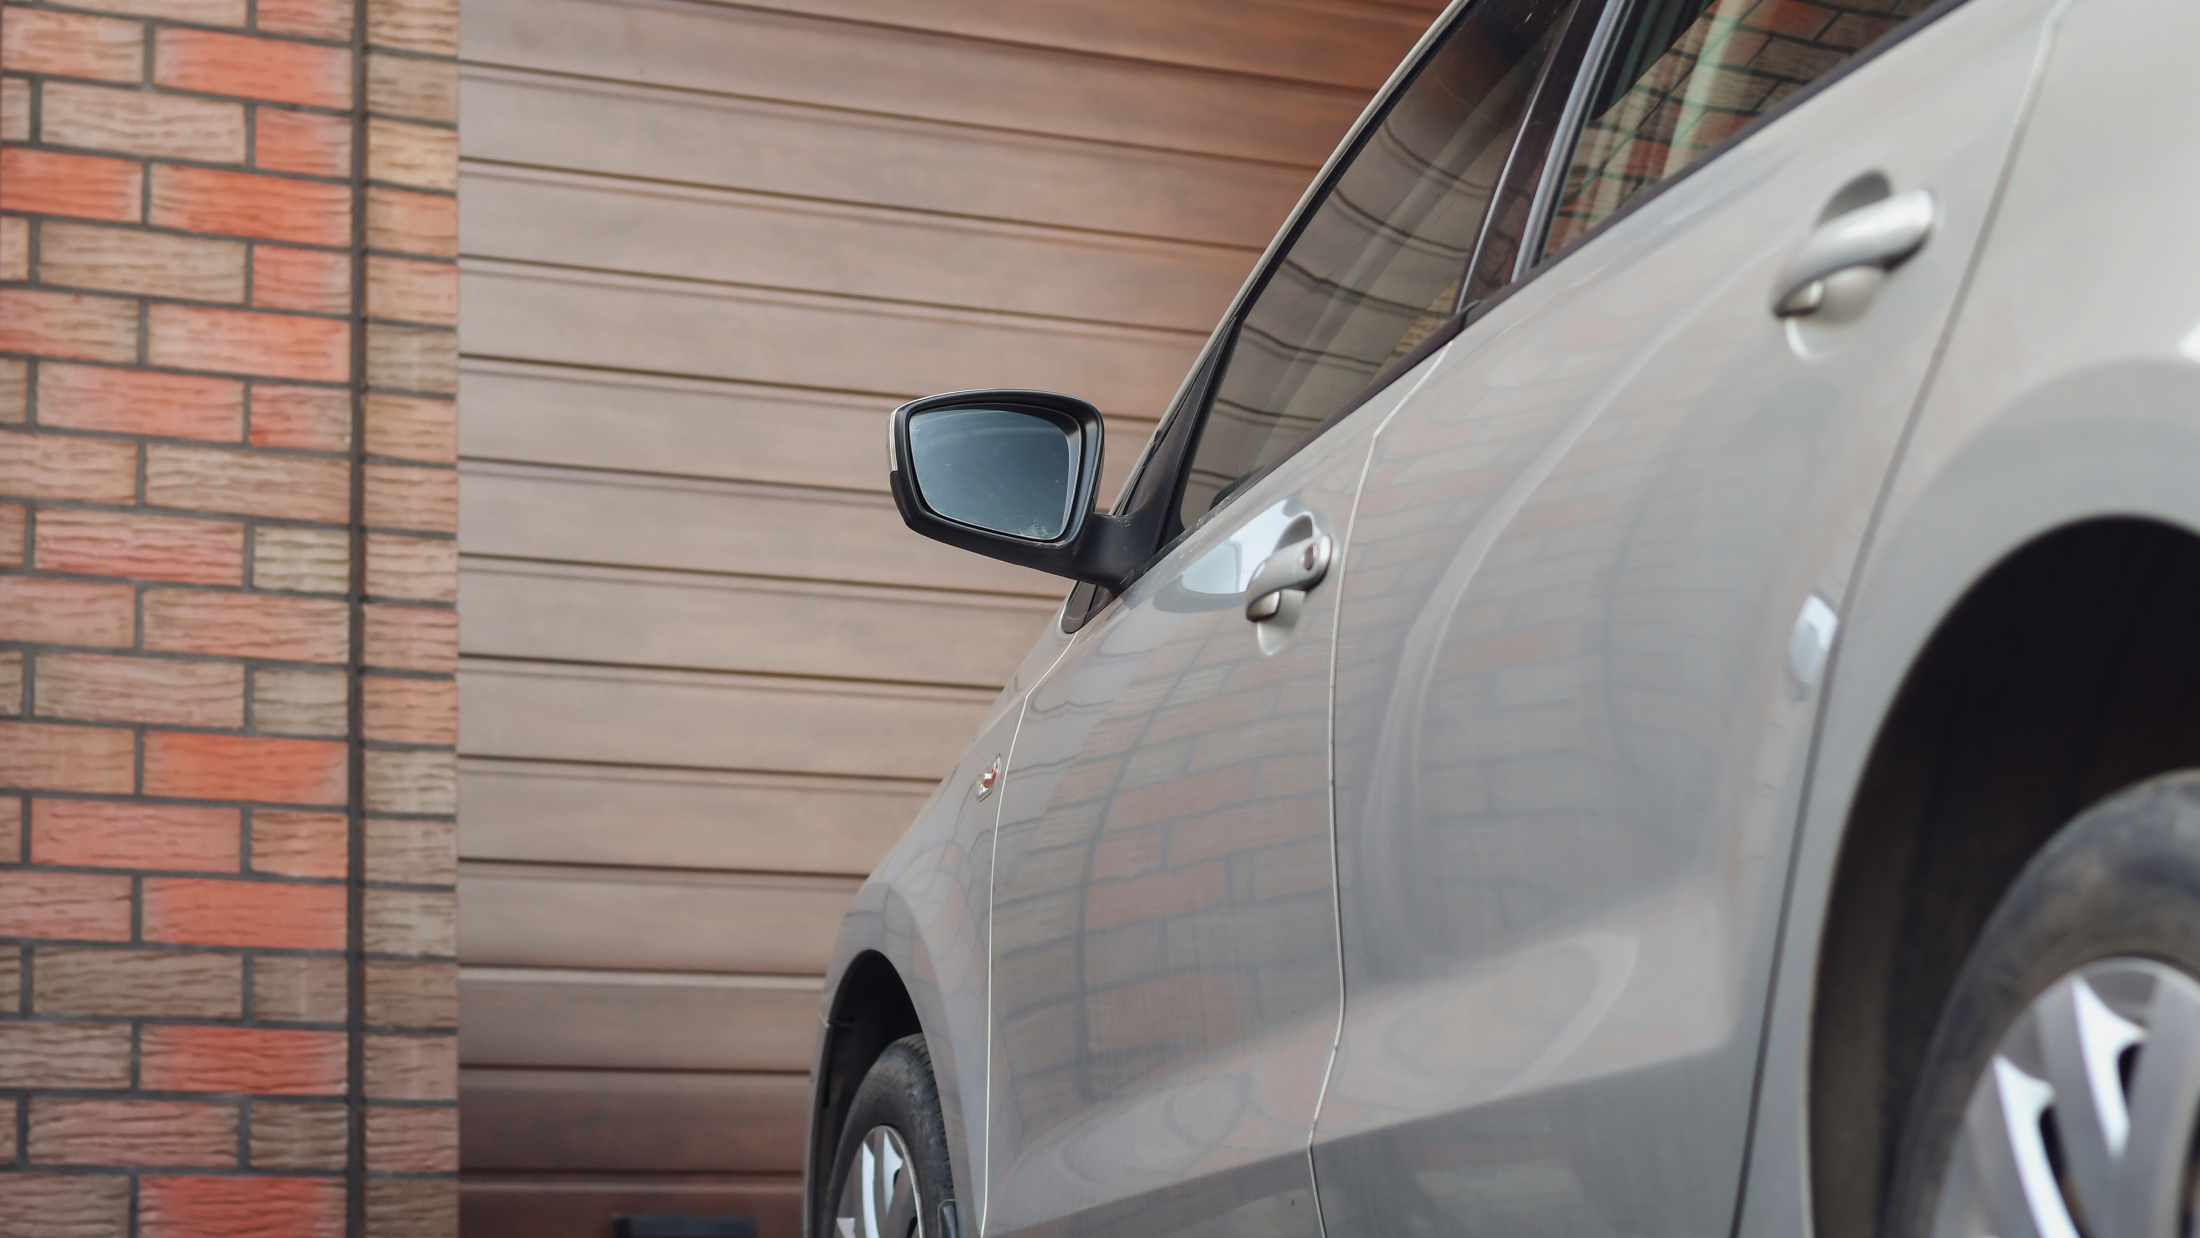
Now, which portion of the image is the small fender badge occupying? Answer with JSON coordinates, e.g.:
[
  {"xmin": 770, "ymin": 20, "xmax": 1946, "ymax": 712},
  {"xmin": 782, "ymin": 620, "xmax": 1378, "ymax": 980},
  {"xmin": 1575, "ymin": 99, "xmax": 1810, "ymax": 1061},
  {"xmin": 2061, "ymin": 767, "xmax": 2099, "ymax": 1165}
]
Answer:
[{"xmin": 974, "ymin": 755, "xmax": 1003, "ymax": 801}]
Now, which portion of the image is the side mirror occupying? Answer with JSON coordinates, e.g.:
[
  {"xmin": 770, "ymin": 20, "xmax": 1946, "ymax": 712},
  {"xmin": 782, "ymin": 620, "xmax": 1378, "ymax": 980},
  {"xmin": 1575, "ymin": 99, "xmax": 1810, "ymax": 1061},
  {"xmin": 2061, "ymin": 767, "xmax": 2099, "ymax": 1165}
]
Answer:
[{"xmin": 889, "ymin": 389, "xmax": 1119, "ymax": 584}]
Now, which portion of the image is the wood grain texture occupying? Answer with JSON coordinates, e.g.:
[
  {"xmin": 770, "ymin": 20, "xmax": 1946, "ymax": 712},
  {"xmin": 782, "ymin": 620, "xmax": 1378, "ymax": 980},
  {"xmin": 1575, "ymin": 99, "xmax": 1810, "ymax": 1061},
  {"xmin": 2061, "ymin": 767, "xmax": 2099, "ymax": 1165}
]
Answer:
[
  {"xmin": 460, "ymin": 1069, "xmax": 811, "ymax": 1171},
  {"xmin": 460, "ymin": 968, "xmax": 821, "ymax": 1072}
]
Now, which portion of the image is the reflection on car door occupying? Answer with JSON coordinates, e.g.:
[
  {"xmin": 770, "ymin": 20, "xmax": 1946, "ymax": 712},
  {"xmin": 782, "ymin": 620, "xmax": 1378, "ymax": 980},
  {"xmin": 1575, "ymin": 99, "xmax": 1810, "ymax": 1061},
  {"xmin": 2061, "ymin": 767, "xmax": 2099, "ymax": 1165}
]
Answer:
[{"xmin": 1312, "ymin": 0, "xmax": 2058, "ymax": 1234}]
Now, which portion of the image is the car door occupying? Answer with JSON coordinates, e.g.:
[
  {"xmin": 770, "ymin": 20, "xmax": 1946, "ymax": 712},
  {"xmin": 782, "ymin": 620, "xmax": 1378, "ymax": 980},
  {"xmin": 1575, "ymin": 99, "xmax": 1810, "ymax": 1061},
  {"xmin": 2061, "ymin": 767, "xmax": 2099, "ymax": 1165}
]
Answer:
[
  {"xmin": 1309, "ymin": 0, "xmax": 2059, "ymax": 1234},
  {"xmin": 976, "ymin": 5, "xmax": 1586, "ymax": 1235}
]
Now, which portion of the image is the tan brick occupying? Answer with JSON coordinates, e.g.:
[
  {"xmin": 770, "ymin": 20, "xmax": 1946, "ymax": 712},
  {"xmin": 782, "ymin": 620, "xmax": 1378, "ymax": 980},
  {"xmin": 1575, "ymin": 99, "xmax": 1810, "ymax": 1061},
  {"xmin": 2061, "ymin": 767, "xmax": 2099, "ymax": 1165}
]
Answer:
[
  {"xmin": 35, "ymin": 947, "xmax": 243, "ymax": 1017},
  {"xmin": 37, "ymin": 365, "xmax": 245, "ymax": 442},
  {"xmin": 365, "ymin": 817, "xmax": 453, "ymax": 885},
  {"xmin": 257, "ymin": 0, "xmax": 351, "ymax": 39},
  {"xmin": 364, "ymin": 461, "xmax": 455, "ymax": 531},
  {"xmin": 0, "ymin": 289, "xmax": 139, "ymax": 362},
  {"xmin": 251, "ymin": 385, "xmax": 353, "ymax": 451},
  {"xmin": 365, "ymin": 186, "xmax": 454, "ymax": 258},
  {"xmin": 0, "ymin": 652, "xmax": 20, "ymax": 716},
  {"xmin": 156, "ymin": 29, "xmax": 352, "ymax": 109},
  {"xmin": 254, "ymin": 244, "xmax": 351, "ymax": 314},
  {"xmin": 366, "ymin": 1178, "xmax": 457, "ymax": 1238},
  {"xmin": 368, "ymin": 0, "xmax": 455, "ymax": 55},
  {"xmin": 0, "ymin": 504, "xmax": 19, "ymax": 568},
  {"xmin": 150, "ymin": 304, "xmax": 349, "ymax": 383},
  {"xmin": 42, "ymin": 82, "xmax": 245, "ymax": 163},
  {"xmin": 365, "ymin": 1105, "xmax": 456, "ymax": 1173},
  {"xmin": 366, "ymin": 533, "xmax": 453, "ymax": 601},
  {"xmin": 255, "ymin": 106, "xmax": 352, "ymax": 178},
  {"xmin": 364, "ymin": 748, "xmax": 455, "ymax": 816},
  {"xmin": 249, "ymin": 1102, "xmax": 347, "ymax": 1169},
  {"xmin": 366, "ymin": 255, "xmax": 454, "ymax": 326},
  {"xmin": 367, "ymin": 53, "xmax": 456, "ymax": 124},
  {"xmin": 364, "ymin": 960, "xmax": 455, "ymax": 1028},
  {"xmin": 35, "ymin": 509, "xmax": 246, "ymax": 586},
  {"xmin": 0, "ymin": 722, "xmax": 134, "ymax": 794},
  {"xmin": 254, "ymin": 956, "xmax": 347, "ymax": 1024},
  {"xmin": 252, "ymin": 525, "xmax": 351, "ymax": 593},
  {"xmin": 252, "ymin": 810, "xmax": 346, "ymax": 879},
  {"xmin": 0, "ymin": 78, "xmax": 28, "ymax": 143},
  {"xmin": 148, "ymin": 443, "xmax": 350, "ymax": 521},
  {"xmin": 0, "ymin": 942, "xmax": 18, "ymax": 1004},
  {"xmin": 0, "ymin": 216, "xmax": 24, "ymax": 281},
  {"xmin": 64, "ymin": 0, "xmax": 244, "ymax": 23},
  {"xmin": 252, "ymin": 667, "xmax": 348, "ymax": 735},
  {"xmin": 143, "ymin": 590, "xmax": 350, "ymax": 662},
  {"xmin": 365, "ymin": 1035, "xmax": 455, "ymax": 1101},
  {"xmin": 0, "ymin": 429, "xmax": 137, "ymax": 501},
  {"xmin": 0, "ymin": 577, "xmax": 135, "ymax": 647},
  {"xmin": 0, "ymin": 1021, "xmax": 132, "ymax": 1087},
  {"xmin": 35, "ymin": 654, "xmax": 245, "ymax": 727},
  {"xmin": 0, "ymin": 358, "xmax": 25, "ymax": 421},
  {"xmin": 0, "ymin": 1100, "xmax": 10, "ymax": 1160},
  {"xmin": 363, "ymin": 394, "xmax": 452, "ymax": 463},
  {"xmin": 365, "ymin": 324, "xmax": 455, "ymax": 394},
  {"xmin": 152, "ymin": 165, "xmax": 350, "ymax": 247},
  {"xmin": 0, "ymin": 8, "xmax": 146, "ymax": 83},
  {"xmin": 39, "ymin": 222, "xmax": 247, "ymax": 303},
  {"xmin": 29, "ymin": 1099, "xmax": 238, "ymax": 1167},
  {"xmin": 0, "ymin": 870, "xmax": 133, "ymax": 940},
  {"xmin": 0, "ymin": 1174, "xmax": 131, "ymax": 1237},
  {"xmin": 363, "ymin": 889, "xmax": 453, "ymax": 959},
  {"xmin": 0, "ymin": 148, "xmax": 141, "ymax": 223},
  {"xmin": 362, "ymin": 673, "xmax": 453, "ymax": 743}
]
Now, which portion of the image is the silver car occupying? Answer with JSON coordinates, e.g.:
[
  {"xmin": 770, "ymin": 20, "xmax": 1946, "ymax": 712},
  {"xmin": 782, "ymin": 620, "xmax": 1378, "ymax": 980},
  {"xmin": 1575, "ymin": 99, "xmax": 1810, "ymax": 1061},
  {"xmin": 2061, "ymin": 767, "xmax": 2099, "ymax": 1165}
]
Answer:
[{"xmin": 806, "ymin": 0, "xmax": 2200, "ymax": 1234}]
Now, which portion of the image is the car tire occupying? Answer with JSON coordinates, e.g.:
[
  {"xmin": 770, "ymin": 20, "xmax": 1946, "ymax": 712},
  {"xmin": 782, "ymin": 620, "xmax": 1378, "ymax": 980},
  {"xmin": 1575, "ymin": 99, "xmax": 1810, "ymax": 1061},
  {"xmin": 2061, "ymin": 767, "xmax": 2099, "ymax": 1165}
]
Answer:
[
  {"xmin": 1881, "ymin": 771, "xmax": 2200, "ymax": 1237},
  {"xmin": 823, "ymin": 1034, "xmax": 957, "ymax": 1238}
]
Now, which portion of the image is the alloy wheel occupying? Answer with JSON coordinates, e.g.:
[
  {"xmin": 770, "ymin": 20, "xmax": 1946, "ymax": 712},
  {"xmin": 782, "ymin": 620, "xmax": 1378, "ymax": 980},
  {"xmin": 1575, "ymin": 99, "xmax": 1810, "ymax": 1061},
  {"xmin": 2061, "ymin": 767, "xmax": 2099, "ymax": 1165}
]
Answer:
[
  {"xmin": 1933, "ymin": 958, "xmax": 2200, "ymax": 1237},
  {"xmin": 835, "ymin": 1124, "xmax": 923, "ymax": 1238}
]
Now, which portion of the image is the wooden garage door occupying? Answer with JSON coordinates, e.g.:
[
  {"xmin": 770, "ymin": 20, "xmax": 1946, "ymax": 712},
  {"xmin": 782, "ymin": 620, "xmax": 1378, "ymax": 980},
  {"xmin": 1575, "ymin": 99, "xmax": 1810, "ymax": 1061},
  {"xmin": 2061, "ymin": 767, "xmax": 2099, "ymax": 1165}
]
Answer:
[{"xmin": 453, "ymin": 1, "xmax": 1440, "ymax": 1232}]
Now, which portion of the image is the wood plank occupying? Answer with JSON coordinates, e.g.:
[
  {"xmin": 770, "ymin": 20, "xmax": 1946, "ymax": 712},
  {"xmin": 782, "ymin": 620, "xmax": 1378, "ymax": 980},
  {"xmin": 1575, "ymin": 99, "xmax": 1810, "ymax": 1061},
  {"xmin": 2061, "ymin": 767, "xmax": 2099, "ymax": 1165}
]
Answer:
[
  {"xmin": 458, "ymin": 759, "xmax": 923, "ymax": 876},
  {"xmin": 459, "ymin": 560, "xmax": 1053, "ymax": 688},
  {"xmin": 463, "ymin": 0, "xmax": 1364, "ymax": 168},
  {"xmin": 458, "ymin": 660, "xmax": 992, "ymax": 781},
  {"xmin": 459, "ymin": 67, "xmax": 1312, "ymax": 247},
  {"xmin": 460, "ymin": 968, "xmax": 822, "ymax": 1072},
  {"xmin": 458, "ymin": 260, "xmax": 1201, "ymax": 421},
  {"xmin": 717, "ymin": 0, "xmax": 1436, "ymax": 91},
  {"xmin": 461, "ymin": 1068, "xmax": 810, "ymax": 1172},
  {"xmin": 456, "ymin": 461, "xmax": 1059, "ymax": 596},
  {"xmin": 462, "ymin": 1176, "xmax": 801, "ymax": 1238},
  {"xmin": 461, "ymin": 862, "xmax": 856, "ymax": 975},
  {"xmin": 459, "ymin": 165, "xmax": 1253, "ymax": 334}
]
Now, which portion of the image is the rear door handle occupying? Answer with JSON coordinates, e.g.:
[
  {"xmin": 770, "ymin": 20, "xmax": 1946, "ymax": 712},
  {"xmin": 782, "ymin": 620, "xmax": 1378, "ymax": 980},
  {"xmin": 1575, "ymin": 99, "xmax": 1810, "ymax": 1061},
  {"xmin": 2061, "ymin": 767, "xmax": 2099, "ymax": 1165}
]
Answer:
[
  {"xmin": 1772, "ymin": 188, "xmax": 1935, "ymax": 317},
  {"xmin": 1245, "ymin": 531, "xmax": 1333, "ymax": 622}
]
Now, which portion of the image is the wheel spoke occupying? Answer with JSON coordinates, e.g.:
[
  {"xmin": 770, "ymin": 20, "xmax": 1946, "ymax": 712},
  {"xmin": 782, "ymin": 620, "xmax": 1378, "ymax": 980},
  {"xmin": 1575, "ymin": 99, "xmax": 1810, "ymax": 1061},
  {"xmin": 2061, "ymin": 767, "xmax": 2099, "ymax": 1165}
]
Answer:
[
  {"xmin": 2035, "ymin": 974, "xmax": 2142, "ymax": 1229},
  {"xmin": 2116, "ymin": 970, "xmax": 2200, "ymax": 1238},
  {"xmin": 1962, "ymin": 1056, "xmax": 2078, "ymax": 1238},
  {"xmin": 835, "ymin": 1126, "xmax": 924, "ymax": 1238}
]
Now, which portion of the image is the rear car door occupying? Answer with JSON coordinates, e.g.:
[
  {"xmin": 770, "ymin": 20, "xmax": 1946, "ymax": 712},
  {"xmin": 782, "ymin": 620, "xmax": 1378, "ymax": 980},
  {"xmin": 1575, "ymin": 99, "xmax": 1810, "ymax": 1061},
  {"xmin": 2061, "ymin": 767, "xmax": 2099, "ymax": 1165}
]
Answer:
[
  {"xmin": 1309, "ymin": 0, "xmax": 2060, "ymax": 1234},
  {"xmin": 977, "ymin": 5, "xmax": 1585, "ymax": 1235}
]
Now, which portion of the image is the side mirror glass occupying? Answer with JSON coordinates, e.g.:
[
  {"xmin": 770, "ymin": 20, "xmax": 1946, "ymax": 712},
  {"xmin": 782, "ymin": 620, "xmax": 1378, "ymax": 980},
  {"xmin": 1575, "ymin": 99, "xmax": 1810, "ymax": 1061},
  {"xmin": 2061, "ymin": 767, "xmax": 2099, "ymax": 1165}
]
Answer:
[{"xmin": 889, "ymin": 390, "xmax": 1108, "ymax": 582}]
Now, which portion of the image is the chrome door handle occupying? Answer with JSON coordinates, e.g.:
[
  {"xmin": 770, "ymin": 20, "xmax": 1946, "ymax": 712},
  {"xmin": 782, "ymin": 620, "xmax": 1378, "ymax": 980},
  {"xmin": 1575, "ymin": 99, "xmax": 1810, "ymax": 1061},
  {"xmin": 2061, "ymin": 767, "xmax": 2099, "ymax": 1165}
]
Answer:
[
  {"xmin": 1245, "ymin": 532, "xmax": 1333, "ymax": 622},
  {"xmin": 1772, "ymin": 188, "xmax": 1935, "ymax": 317}
]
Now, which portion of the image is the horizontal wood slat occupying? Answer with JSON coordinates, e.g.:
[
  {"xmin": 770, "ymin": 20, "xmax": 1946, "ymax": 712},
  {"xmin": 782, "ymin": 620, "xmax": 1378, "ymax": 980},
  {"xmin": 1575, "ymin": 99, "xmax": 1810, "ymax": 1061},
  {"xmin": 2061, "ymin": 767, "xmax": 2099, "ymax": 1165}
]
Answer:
[
  {"xmin": 460, "ymin": 67, "xmax": 1311, "ymax": 247},
  {"xmin": 460, "ymin": 560, "xmax": 1053, "ymax": 687},
  {"xmin": 461, "ymin": 1068, "xmax": 811, "ymax": 1171},
  {"xmin": 460, "ymin": 861, "xmax": 858, "ymax": 974},
  {"xmin": 461, "ymin": 968, "xmax": 822, "ymax": 1072},
  {"xmin": 463, "ymin": 0, "xmax": 1363, "ymax": 167},
  {"xmin": 458, "ymin": 260, "xmax": 1200, "ymax": 420},
  {"xmin": 457, "ymin": 462, "xmax": 1055, "ymax": 596},
  {"xmin": 459, "ymin": 165, "xmax": 1252, "ymax": 335},
  {"xmin": 459, "ymin": 660, "xmax": 994, "ymax": 780},
  {"xmin": 461, "ymin": 1176, "xmax": 801, "ymax": 1238}
]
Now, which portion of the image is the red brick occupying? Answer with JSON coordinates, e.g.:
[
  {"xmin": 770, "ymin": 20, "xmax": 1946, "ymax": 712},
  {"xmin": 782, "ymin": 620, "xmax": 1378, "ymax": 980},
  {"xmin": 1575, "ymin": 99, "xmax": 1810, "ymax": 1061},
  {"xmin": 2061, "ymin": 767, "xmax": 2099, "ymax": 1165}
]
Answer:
[
  {"xmin": 143, "ymin": 589, "xmax": 349, "ymax": 662},
  {"xmin": 32, "ymin": 799, "xmax": 240, "ymax": 870},
  {"xmin": 0, "ymin": 8, "xmax": 146, "ymax": 83},
  {"xmin": 156, "ymin": 30, "xmax": 352, "ymax": 109},
  {"xmin": 64, "ymin": 0, "xmax": 243, "ymax": 23},
  {"xmin": 0, "ymin": 503, "xmax": 24, "ymax": 569},
  {"xmin": 143, "ymin": 877, "xmax": 345, "ymax": 948},
  {"xmin": 141, "ymin": 1026, "xmax": 347, "ymax": 1095},
  {"xmin": 364, "ymin": 603, "xmax": 455, "ymax": 673},
  {"xmin": 0, "ymin": 1174, "xmax": 131, "ymax": 1234},
  {"xmin": 0, "ymin": 148, "xmax": 142, "ymax": 222},
  {"xmin": 28, "ymin": 1098, "xmax": 238, "ymax": 1166},
  {"xmin": 257, "ymin": 0, "xmax": 352, "ymax": 39},
  {"xmin": 143, "ymin": 732, "xmax": 347, "ymax": 804},
  {"xmin": 364, "ymin": 462, "xmax": 455, "ymax": 532},
  {"xmin": 152, "ymin": 165, "xmax": 350, "ymax": 246},
  {"xmin": 0, "ymin": 577, "xmax": 135, "ymax": 647},
  {"xmin": 149, "ymin": 305, "xmax": 349, "ymax": 382},
  {"xmin": 251, "ymin": 810, "xmax": 346, "ymax": 878},
  {"xmin": 37, "ymin": 364, "xmax": 245, "ymax": 441},
  {"xmin": 254, "ymin": 106, "xmax": 352, "ymax": 177},
  {"xmin": 251, "ymin": 385, "xmax": 352, "ymax": 450},
  {"xmin": 0, "ymin": 721, "xmax": 134, "ymax": 793},
  {"xmin": 36, "ymin": 509, "xmax": 245, "ymax": 585},
  {"xmin": 365, "ymin": 1105, "xmax": 456, "ymax": 1173},
  {"xmin": 0, "ymin": 870, "xmax": 133, "ymax": 940},
  {"xmin": 253, "ymin": 244, "xmax": 351, "ymax": 314},
  {"xmin": 362, "ymin": 675, "xmax": 454, "ymax": 744},
  {"xmin": 366, "ymin": 255, "xmax": 455, "ymax": 326},
  {"xmin": 42, "ymin": 81, "xmax": 245, "ymax": 163},
  {"xmin": 0, "ymin": 1021, "xmax": 132, "ymax": 1087},
  {"xmin": 142, "ymin": 1175, "xmax": 344, "ymax": 1238},
  {"xmin": 0, "ymin": 429, "xmax": 138, "ymax": 500},
  {"xmin": 365, "ymin": 185, "xmax": 454, "ymax": 257},
  {"xmin": 0, "ymin": 289, "xmax": 139, "ymax": 362},
  {"xmin": 34, "ymin": 652, "xmax": 243, "ymax": 729},
  {"xmin": 146, "ymin": 443, "xmax": 350, "ymax": 522}
]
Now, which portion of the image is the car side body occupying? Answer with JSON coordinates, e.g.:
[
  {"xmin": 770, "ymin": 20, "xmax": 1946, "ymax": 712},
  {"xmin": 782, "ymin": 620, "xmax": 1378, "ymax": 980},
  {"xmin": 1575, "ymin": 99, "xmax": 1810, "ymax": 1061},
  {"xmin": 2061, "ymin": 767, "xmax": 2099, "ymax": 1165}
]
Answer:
[{"xmin": 807, "ymin": 0, "xmax": 2200, "ymax": 1234}]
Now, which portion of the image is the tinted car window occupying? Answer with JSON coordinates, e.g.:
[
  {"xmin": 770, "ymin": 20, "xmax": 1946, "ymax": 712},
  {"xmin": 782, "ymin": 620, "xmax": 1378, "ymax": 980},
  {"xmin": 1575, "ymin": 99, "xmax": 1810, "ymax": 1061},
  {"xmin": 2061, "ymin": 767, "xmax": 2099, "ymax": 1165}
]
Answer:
[
  {"xmin": 1542, "ymin": 0, "xmax": 1936, "ymax": 258},
  {"xmin": 1178, "ymin": 0, "xmax": 1579, "ymax": 524}
]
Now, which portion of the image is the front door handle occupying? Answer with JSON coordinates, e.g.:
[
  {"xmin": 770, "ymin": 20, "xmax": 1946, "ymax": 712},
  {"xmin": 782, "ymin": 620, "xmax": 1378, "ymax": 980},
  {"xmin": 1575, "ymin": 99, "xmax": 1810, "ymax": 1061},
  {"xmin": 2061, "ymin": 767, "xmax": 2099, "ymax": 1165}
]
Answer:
[
  {"xmin": 1245, "ymin": 531, "xmax": 1333, "ymax": 622},
  {"xmin": 1772, "ymin": 188, "xmax": 1935, "ymax": 317}
]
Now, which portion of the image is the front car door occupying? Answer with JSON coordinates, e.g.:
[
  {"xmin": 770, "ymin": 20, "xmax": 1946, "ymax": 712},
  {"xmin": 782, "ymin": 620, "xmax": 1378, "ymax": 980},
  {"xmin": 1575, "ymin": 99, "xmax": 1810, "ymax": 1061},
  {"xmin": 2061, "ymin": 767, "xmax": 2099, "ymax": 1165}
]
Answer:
[
  {"xmin": 1310, "ymin": 0, "xmax": 2059, "ymax": 1233},
  {"xmin": 978, "ymin": 5, "xmax": 1585, "ymax": 1234}
]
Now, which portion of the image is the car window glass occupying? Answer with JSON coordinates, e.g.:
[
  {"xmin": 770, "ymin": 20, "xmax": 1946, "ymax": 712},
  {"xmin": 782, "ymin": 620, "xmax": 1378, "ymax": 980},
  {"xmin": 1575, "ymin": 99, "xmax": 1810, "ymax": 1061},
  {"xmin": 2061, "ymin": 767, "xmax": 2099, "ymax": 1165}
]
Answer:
[
  {"xmin": 1177, "ymin": 0, "xmax": 1579, "ymax": 525},
  {"xmin": 1542, "ymin": 0, "xmax": 1936, "ymax": 258}
]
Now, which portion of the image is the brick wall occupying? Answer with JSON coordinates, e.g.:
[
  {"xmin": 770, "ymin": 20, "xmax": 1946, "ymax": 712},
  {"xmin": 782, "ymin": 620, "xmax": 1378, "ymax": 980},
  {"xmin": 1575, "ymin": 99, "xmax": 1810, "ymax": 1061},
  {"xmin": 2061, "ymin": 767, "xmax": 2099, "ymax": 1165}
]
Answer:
[{"xmin": 0, "ymin": 0, "xmax": 458, "ymax": 1231}]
